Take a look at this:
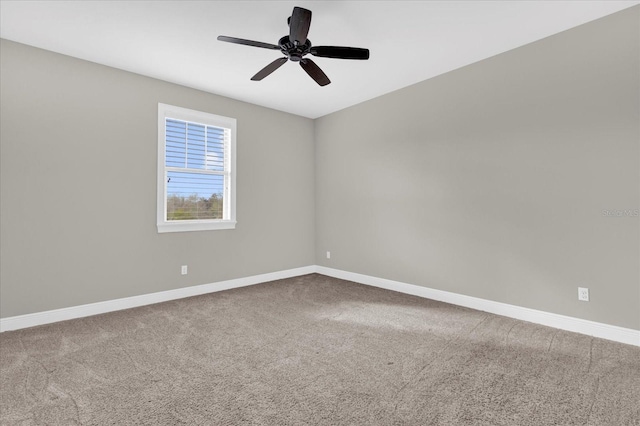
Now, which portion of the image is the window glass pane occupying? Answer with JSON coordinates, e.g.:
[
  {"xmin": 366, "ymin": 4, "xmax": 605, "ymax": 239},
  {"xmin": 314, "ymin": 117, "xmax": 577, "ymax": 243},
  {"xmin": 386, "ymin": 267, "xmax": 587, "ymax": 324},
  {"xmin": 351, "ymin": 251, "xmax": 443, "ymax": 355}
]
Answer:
[
  {"xmin": 166, "ymin": 119, "xmax": 227, "ymax": 172},
  {"xmin": 166, "ymin": 170, "xmax": 224, "ymax": 220},
  {"xmin": 166, "ymin": 119, "xmax": 186, "ymax": 167},
  {"xmin": 206, "ymin": 127, "xmax": 225, "ymax": 171}
]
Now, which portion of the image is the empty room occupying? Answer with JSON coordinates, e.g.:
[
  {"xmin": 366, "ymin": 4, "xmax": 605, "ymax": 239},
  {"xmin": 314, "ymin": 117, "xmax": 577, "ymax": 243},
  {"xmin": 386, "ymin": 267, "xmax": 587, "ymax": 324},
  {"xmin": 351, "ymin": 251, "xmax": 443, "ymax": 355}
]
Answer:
[{"xmin": 1, "ymin": 1, "xmax": 639, "ymax": 424}]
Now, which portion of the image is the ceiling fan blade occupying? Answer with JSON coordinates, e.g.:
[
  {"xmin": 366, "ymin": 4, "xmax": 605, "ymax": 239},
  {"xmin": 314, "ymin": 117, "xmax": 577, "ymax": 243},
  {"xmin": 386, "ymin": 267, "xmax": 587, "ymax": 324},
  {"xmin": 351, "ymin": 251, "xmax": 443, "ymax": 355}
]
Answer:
[
  {"xmin": 217, "ymin": 35, "xmax": 280, "ymax": 50},
  {"xmin": 300, "ymin": 58, "xmax": 330, "ymax": 86},
  {"xmin": 310, "ymin": 46, "xmax": 370, "ymax": 60},
  {"xmin": 251, "ymin": 57, "xmax": 288, "ymax": 81},
  {"xmin": 289, "ymin": 7, "xmax": 312, "ymax": 45}
]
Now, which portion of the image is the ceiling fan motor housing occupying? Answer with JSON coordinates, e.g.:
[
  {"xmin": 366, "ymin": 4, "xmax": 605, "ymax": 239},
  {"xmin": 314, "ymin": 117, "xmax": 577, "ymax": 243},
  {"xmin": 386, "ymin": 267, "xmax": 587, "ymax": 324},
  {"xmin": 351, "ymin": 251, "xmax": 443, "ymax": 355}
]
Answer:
[{"xmin": 279, "ymin": 36, "xmax": 311, "ymax": 62}]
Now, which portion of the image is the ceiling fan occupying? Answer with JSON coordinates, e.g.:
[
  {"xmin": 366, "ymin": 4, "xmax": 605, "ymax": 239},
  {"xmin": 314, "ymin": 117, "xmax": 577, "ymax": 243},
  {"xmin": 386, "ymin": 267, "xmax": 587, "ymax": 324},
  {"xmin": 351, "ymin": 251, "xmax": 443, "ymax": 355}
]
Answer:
[{"xmin": 217, "ymin": 6, "xmax": 369, "ymax": 86}]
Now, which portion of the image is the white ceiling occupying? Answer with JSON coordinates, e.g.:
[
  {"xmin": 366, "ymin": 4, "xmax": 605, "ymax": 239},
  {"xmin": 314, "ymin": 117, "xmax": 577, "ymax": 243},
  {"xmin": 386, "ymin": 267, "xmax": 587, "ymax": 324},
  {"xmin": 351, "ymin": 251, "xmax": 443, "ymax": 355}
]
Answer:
[{"xmin": 1, "ymin": 1, "xmax": 637, "ymax": 118}]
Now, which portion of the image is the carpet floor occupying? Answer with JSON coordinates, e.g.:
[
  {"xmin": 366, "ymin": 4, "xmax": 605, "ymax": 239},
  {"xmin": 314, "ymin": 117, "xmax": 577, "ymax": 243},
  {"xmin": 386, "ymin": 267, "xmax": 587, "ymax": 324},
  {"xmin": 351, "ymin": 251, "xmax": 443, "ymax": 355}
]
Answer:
[{"xmin": 1, "ymin": 273, "xmax": 639, "ymax": 425}]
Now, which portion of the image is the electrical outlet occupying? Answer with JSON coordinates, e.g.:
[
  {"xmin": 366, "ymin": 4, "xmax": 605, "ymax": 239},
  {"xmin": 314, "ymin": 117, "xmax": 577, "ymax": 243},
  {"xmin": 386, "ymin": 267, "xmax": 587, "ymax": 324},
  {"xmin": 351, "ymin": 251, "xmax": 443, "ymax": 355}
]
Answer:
[
  {"xmin": 181, "ymin": 265, "xmax": 188, "ymax": 275},
  {"xmin": 578, "ymin": 287, "xmax": 589, "ymax": 302},
  {"xmin": 326, "ymin": 251, "xmax": 331, "ymax": 259}
]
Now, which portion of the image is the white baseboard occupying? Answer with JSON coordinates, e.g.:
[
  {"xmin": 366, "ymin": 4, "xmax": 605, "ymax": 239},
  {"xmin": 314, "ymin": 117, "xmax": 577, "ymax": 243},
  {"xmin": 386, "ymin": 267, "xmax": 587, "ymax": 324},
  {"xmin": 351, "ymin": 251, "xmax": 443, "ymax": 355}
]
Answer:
[
  {"xmin": 0, "ymin": 266, "xmax": 316, "ymax": 333},
  {"xmin": 316, "ymin": 266, "xmax": 640, "ymax": 347},
  {"xmin": 2, "ymin": 265, "xmax": 639, "ymax": 347}
]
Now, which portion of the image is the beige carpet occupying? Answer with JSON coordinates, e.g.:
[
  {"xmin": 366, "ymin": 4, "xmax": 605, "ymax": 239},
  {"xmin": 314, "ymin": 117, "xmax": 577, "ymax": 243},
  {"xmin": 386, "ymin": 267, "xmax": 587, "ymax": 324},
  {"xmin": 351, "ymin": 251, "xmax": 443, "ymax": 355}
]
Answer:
[{"xmin": 1, "ymin": 274, "xmax": 639, "ymax": 425}]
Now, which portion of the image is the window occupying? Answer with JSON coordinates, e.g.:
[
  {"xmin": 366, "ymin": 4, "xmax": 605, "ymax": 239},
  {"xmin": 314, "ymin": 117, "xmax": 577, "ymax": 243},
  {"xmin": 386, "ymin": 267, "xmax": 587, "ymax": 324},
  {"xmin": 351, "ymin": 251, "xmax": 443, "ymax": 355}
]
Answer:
[{"xmin": 157, "ymin": 103, "xmax": 236, "ymax": 233}]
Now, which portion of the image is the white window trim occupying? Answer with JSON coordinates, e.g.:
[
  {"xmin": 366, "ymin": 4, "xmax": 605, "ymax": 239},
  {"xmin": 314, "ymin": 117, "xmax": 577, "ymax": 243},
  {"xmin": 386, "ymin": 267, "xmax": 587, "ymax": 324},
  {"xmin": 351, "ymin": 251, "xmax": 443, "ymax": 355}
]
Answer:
[{"xmin": 157, "ymin": 103, "xmax": 237, "ymax": 233}]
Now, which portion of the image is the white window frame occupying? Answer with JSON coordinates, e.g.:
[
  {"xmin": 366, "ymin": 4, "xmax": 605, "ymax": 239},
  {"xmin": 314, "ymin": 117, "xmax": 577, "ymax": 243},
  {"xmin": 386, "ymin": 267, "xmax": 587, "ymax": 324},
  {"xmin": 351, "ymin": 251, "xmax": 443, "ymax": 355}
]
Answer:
[{"xmin": 157, "ymin": 103, "xmax": 236, "ymax": 233}]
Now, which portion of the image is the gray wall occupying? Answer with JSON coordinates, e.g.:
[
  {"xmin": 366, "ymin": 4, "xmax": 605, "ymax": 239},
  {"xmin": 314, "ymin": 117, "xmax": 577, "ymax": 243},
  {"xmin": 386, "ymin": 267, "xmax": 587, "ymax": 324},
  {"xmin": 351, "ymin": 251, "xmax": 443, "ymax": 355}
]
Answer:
[
  {"xmin": 1, "ymin": 39, "xmax": 315, "ymax": 318},
  {"xmin": 315, "ymin": 7, "xmax": 640, "ymax": 330},
  {"xmin": 2, "ymin": 7, "xmax": 638, "ymax": 331}
]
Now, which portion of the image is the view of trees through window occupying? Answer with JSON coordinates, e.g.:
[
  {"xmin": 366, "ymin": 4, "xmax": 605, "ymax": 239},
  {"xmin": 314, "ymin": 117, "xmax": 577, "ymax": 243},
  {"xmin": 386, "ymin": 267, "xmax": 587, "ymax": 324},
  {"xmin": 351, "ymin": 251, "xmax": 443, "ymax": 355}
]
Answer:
[{"xmin": 167, "ymin": 193, "xmax": 223, "ymax": 220}]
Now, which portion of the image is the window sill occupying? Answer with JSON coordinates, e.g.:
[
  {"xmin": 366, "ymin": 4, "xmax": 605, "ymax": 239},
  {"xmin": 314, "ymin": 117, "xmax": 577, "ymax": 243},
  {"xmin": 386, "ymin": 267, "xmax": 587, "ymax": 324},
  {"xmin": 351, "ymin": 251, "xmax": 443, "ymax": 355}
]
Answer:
[{"xmin": 157, "ymin": 220, "xmax": 237, "ymax": 233}]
